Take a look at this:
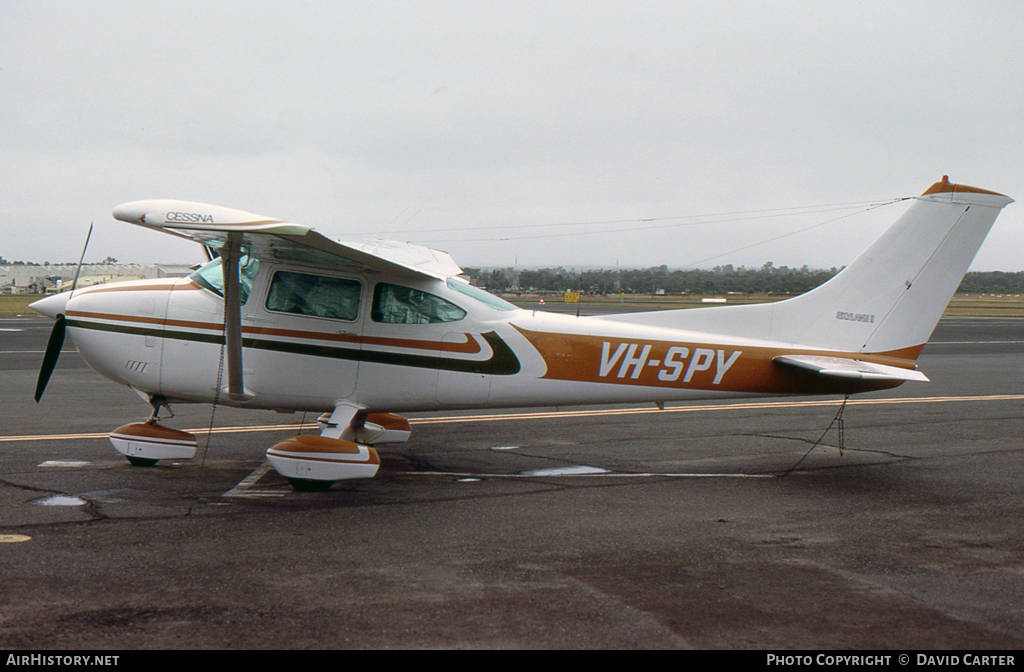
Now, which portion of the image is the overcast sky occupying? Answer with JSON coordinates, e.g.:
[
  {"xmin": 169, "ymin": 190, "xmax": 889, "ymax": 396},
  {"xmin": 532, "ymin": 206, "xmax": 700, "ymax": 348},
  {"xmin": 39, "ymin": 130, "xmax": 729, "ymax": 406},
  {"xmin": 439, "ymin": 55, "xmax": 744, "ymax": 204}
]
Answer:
[{"xmin": 2, "ymin": 1, "xmax": 1022, "ymax": 271}]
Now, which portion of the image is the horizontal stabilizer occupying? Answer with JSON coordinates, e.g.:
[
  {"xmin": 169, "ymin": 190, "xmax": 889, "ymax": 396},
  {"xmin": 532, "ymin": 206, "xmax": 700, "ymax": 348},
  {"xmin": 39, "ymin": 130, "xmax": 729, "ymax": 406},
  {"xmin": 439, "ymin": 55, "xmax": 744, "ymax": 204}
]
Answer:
[{"xmin": 774, "ymin": 355, "xmax": 929, "ymax": 382}]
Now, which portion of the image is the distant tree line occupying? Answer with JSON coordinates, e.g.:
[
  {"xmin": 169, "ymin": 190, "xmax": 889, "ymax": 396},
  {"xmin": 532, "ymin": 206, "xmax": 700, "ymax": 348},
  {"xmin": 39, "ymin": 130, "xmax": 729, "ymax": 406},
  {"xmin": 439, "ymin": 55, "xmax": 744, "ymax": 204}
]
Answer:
[
  {"xmin": 462, "ymin": 265, "xmax": 1024, "ymax": 296},
  {"xmin": 956, "ymin": 271, "xmax": 1024, "ymax": 294},
  {"xmin": 0, "ymin": 256, "xmax": 118, "ymax": 266}
]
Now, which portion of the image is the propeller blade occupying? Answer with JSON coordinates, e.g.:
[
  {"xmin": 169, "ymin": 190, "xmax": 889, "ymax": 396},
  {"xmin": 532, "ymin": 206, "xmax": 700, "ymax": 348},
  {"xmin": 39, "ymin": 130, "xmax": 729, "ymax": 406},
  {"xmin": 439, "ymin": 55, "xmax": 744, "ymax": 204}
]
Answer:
[
  {"xmin": 34, "ymin": 223, "xmax": 90, "ymax": 403},
  {"xmin": 34, "ymin": 314, "xmax": 66, "ymax": 403}
]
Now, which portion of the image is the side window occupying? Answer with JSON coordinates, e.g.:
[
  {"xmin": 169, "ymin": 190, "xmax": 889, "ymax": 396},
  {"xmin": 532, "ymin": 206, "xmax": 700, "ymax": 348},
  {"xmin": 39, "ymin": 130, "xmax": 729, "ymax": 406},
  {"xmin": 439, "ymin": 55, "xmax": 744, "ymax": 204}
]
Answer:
[
  {"xmin": 372, "ymin": 283, "xmax": 467, "ymax": 324},
  {"xmin": 265, "ymin": 270, "xmax": 361, "ymax": 321}
]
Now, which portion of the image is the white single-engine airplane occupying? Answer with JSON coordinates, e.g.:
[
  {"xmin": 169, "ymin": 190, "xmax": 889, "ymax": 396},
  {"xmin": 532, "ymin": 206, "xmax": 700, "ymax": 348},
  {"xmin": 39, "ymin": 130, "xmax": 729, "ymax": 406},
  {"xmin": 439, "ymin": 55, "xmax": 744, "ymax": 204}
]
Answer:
[{"xmin": 30, "ymin": 178, "xmax": 1013, "ymax": 490}]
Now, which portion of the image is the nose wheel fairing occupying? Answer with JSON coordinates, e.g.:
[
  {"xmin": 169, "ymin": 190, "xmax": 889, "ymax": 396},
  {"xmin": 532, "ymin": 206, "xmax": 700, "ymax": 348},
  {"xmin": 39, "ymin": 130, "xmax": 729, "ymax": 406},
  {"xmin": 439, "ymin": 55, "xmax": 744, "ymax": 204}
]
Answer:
[{"xmin": 108, "ymin": 421, "xmax": 198, "ymax": 464}]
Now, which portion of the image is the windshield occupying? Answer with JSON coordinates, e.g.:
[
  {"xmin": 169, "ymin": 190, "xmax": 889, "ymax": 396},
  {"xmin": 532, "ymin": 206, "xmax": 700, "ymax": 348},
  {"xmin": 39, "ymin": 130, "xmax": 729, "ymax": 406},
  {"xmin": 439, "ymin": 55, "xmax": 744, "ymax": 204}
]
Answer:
[
  {"xmin": 189, "ymin": 255, "xmax": 261, "ymax": 304},
  {"xmin": 446, "ymin": 278, "xmax": 518, "ymax": 311}
]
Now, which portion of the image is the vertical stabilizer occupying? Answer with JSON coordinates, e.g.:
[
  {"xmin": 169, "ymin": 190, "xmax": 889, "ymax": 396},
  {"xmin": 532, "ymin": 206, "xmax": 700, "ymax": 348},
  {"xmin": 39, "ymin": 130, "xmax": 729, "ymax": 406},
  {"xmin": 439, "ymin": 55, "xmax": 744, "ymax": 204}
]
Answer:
[{"xmin": 600, "ymin": 180, "xmax": 1014, "ymax": 358}]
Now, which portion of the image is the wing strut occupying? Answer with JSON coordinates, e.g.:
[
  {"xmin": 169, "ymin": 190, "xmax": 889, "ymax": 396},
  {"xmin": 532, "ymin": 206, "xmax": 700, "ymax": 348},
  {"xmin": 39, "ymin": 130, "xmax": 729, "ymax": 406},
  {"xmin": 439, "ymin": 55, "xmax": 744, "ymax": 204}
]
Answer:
[{"xmin": 220, "ymin": 232, "xmax": 249, "ymax": 400}]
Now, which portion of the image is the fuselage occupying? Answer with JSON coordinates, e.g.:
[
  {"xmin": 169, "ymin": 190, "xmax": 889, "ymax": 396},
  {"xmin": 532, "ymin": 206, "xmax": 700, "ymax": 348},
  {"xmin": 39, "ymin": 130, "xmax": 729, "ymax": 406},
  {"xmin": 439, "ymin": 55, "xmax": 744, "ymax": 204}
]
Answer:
[{"xmin": 39, "ymin": 256, "xmax": 907, "ymax": 416}]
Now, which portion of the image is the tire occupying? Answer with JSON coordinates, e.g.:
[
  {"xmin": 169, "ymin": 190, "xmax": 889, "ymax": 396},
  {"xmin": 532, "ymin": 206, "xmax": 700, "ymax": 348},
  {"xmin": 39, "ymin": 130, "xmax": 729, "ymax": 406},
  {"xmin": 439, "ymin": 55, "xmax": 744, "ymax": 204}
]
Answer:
[{"xmin": 287, "ymin": 478, "xmax": 334, "ymax": 492}]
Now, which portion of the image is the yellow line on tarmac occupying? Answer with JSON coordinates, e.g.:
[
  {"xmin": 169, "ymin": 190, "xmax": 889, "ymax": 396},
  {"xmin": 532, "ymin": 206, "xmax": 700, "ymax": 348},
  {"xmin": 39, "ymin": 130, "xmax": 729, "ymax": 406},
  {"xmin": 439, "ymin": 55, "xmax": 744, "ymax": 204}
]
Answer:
[
  {"xmin": 3, "ymin": 394, "xmax": 1024, "ymax": 444},
  {"xmin": 408, "ymin": 394, "xmax": 1024, "ymax": 425},
  {"xmin": 0, "ymin": 424, "xmax": 321, "ymax": 443},
  {"xmin": 0, "ymin": 534, "xmax": 32, "ymax": 543}
]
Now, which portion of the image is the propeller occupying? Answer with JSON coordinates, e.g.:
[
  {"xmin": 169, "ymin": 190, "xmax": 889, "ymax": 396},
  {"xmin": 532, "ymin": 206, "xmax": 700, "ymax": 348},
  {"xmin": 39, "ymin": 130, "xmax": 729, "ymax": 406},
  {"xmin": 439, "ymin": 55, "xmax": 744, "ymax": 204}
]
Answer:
[{"xmin": 34, "ymin": 223, "xmax": 92, "ymax": 403}]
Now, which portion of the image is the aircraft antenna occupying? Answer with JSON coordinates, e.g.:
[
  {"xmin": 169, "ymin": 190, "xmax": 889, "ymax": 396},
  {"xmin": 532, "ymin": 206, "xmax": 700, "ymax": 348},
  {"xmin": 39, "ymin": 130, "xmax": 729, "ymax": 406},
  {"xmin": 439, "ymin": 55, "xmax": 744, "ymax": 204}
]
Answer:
[
  {"xmin": 364, "ymin": 206, "xmax": 407, "ymax": 243},
  {"xmin": 679, "ymin": 200, "xmax": 909, "ymax": 270},
  {"xmin": 362, "ymin": 206, "xmax": 421, "ymax": 251},
  {"xmin": 371, "ymin": 209, "xmax": 421, "ymax": 254},
  {"xmin": 68, "ymin": 222, "xmax": 93, "ymax": 298},
  {"xmin": 386, "ymin": 198, "xmax": 909, "ymax": 244}
]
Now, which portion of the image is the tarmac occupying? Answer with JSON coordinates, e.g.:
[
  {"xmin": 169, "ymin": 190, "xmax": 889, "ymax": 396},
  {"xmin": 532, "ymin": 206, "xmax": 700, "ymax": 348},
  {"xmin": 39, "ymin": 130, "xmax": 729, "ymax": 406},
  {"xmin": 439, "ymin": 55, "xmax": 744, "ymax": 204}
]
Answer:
[{"xmin": 1, "ymin": 311, "xmax": 1024, "ymax": 649}]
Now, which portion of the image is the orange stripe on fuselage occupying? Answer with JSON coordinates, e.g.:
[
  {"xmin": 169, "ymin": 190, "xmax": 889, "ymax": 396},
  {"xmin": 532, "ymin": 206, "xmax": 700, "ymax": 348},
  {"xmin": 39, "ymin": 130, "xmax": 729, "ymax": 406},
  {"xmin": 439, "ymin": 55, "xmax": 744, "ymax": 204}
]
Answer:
[
  {"xmin": 65, "ymin": 309, "xmax": 481, "ymax": 354},
  {"xmin": 873, "ymin": 343, "xmax": 925, "ymax": 360},
  {"xmin": 513, "ymin": 325, "xmax": 920, "ymax": 395},
  {"xmin": 74, "ymin": 279, "xmax": 202, "ymax": 295}
]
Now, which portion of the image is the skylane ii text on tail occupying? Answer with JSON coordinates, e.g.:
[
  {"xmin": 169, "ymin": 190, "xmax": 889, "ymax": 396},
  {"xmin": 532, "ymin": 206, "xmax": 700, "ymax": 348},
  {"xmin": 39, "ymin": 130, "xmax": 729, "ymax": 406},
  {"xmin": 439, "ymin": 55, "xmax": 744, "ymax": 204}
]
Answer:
[{"xmin": 30, "ymin": 178, "xmax": 1013, "ymax": 490}]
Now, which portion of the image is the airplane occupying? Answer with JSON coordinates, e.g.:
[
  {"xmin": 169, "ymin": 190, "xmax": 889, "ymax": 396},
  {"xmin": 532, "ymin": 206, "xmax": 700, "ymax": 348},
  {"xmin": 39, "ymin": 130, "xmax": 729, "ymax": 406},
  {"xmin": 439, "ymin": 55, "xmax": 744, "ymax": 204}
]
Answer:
[{"xmin": 29, "ymin": 177, "xmax": 1014, "ymax": 490}]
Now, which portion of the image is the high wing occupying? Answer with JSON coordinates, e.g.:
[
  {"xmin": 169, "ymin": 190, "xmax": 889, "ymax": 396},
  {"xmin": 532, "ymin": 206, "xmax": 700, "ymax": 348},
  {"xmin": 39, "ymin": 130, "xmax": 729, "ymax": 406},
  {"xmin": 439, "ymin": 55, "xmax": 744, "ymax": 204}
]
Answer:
[
  {"xmin": 112, "ymin": 199, "xmax": 464, "ymax": 402},
  {"xmin": 112, "ymin": 199, "xmax": 463, "ymax": 280}
]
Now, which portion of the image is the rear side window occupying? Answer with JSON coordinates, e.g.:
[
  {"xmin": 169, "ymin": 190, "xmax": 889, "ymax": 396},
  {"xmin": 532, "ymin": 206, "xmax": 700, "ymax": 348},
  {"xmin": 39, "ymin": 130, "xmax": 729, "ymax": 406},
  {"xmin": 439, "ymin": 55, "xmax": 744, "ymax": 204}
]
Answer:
[
  {"xmin": 265, "ymin": 270, "xmax": 361, "ymax": 321},
  {"xmin": 372, "ymin": 283, "xmax": 466, "ymax": 324}
]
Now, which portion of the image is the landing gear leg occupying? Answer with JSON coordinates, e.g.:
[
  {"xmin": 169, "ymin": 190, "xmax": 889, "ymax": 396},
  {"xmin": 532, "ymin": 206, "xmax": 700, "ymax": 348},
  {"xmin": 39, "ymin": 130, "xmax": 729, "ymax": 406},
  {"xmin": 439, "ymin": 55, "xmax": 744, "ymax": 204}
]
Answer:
[
  {"xmin": 120, "ymin": 396, "xmax": 177, "ymax": 466},
  {"xmin": 146, "ymin": 394, "xmax": 174, "ymax": 422}
]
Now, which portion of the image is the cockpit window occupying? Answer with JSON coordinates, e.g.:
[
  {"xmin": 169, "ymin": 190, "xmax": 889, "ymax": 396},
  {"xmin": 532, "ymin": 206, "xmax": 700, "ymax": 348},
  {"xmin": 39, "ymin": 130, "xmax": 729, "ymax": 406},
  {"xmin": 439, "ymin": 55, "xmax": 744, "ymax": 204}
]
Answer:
[
  {"xmin": 189, "ymin": 255, "xmax": 260, "ymax": 305},
  {"xmin": 446, "ymin": 278, "xmax": 518, "ymax": 311},
  {"xmin": 265, "ymin": 270, "xmax": 361, "ymax": 321},
  {"xmin": 372, "ymin": 283, "xmax": 467, "ymax": 324}
]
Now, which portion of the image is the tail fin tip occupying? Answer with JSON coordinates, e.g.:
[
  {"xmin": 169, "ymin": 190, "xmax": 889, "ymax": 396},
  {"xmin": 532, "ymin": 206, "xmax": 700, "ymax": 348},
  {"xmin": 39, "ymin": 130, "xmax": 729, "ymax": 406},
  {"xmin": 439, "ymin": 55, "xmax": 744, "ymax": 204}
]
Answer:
[{"xmin": 921, "ymin": 179, "xmax": 1013, "ymax": 202}]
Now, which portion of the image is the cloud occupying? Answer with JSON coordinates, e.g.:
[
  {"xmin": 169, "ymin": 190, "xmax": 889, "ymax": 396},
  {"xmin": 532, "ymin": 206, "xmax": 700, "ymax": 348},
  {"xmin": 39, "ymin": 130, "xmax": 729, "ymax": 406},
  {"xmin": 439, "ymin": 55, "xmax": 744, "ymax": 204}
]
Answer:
[{"xmin": 2, "ymin": 1, "xmax": 1022, "ymax": 269}]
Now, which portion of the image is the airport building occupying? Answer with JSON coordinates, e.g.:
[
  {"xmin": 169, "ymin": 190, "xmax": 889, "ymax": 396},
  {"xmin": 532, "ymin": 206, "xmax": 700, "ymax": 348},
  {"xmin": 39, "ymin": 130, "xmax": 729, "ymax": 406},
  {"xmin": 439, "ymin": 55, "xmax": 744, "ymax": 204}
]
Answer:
[{"xmin": 0, "ymin": 263, "xmax": 194, "ymax": 294}]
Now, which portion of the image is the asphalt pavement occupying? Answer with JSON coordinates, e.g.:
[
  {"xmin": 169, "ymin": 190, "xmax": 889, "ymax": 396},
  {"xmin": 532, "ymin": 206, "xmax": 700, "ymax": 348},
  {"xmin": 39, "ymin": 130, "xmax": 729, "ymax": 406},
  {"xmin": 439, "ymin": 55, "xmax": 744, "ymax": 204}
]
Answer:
[{"xmin": 1, "ymin": 313, "xmax": 1023, "ymax": 649}]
